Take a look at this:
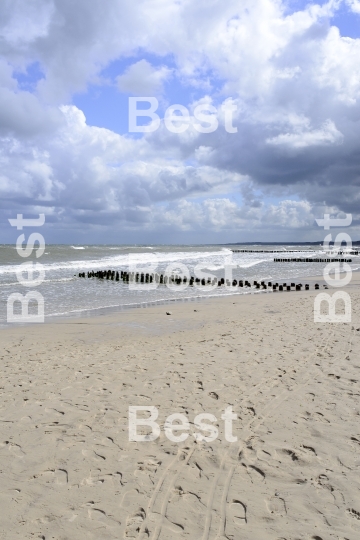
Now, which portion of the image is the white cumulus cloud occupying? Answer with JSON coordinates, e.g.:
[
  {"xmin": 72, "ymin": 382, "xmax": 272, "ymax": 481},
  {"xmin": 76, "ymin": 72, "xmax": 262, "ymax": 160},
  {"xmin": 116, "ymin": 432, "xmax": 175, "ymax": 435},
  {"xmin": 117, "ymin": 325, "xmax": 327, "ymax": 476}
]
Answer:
[
  {"xmin": 117, "ymin": 60, "xmax": 172, "ymax": 95},
  {"xmin": 0, "ymin": 0, "xmax": 360, "ymax": 241},
  {"xmin": 266, "ymin": 119, "xmax": 344, "ymax": 149}
]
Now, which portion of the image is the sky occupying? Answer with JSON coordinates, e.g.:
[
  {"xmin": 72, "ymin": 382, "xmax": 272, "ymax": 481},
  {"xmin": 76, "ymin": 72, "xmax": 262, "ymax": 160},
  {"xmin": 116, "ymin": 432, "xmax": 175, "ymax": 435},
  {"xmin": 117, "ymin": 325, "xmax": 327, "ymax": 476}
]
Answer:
[{"xmin": 0, "ymin": 0, "xmax": 360, "ymax": 244}]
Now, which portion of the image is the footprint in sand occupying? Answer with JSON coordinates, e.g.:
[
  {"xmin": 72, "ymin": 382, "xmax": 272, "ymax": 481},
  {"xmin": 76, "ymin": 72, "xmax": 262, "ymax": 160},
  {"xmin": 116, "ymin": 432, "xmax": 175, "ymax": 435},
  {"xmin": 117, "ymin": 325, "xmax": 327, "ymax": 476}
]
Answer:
[
  {"xmin": 314, "ymin": 411, "xmax": 330, "ymax": 423},
  {"xmin": 8, "ymin": 443, "xmax": 25, "ymax": 458},
  {"xmin": 347, "ymin": 508, "xmax": 360, "ymax": 521},
  {"xmin": 248, "ymin": 464, "xmax": 266, "ymax": 482},
  {"xmin": 81, "ymin": 448, "xmax": 106, "ymax": 462},
  {"xmin": 124, "ymin": 508, "xmax": 146, "ymax": 538},
  {"xmin": 279, "ymin": 448, "xmax": 301, "ymax": 462},
  {"xmin": 266, "ymin": 495, "xmax": 287, "ymax": 516},
  {"xmin": 55, "ymin": 468, "xmax": 68, "ymax": 484},
  {"xmin": 82, "ymin": 470, "xmax": 104, "ymax": 486},
  {"xmin": 88, "ymin": 507, "xmax": 120, "ymax": 528},
  {"xmin": 134, "ymin": 458, "xmax": 161, "ymax": 476},
  {"xmin": 225, "ymin": 499, "xmax": 247, "ymax": 539},
  {"xmin": 35, "ymin": 468, "xmax": 68, "ymax": 485}
]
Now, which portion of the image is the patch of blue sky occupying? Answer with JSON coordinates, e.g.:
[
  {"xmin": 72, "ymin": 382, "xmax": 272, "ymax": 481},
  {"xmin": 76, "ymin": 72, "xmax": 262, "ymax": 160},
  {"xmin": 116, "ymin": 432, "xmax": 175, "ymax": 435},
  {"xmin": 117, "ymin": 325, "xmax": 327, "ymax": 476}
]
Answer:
[
  {"xmin": 330, "ymin": 4, "xmax": 360, "ymax": 38},
  {"xmin": 284, "ymin": 0, "xmax": 360, "ymax": 38},
  {"xmin": 70, "ymin": 2, "xmax": 360, "ymax": 138},
  {"xmin": 12, "ymin": 61, "xmax": 45, "ymax": 91},
  {"xmin": 73, "ymin": 50, "xmax": 225, "ymax": 135},
  {"xmin": 284, "ymin": 0, "xmax": 334, "ymax": 13},
  {"xmin": 73, "ymin": 83, "xmax": 131, "ymax": 135}
]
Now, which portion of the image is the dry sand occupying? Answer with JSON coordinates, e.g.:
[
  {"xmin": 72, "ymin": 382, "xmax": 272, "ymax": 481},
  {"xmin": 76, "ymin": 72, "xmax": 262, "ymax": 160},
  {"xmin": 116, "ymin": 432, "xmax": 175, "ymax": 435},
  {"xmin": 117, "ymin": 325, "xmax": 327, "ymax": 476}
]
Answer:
[{"xmin": 1, "ymin": 277, "xmax": 360, "ymax": 540}]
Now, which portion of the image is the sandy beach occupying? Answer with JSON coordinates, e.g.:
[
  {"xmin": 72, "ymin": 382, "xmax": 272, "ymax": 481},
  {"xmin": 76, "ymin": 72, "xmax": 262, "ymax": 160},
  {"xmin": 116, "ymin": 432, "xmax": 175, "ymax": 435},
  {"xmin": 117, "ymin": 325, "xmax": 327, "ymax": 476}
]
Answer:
[
  {"xmin": 2, "ymin": 0, "xmax": 360, "ymax": 537},
  {"xmin": 1, "ymin": 277, "xmax": 360, "ymax": 540}
]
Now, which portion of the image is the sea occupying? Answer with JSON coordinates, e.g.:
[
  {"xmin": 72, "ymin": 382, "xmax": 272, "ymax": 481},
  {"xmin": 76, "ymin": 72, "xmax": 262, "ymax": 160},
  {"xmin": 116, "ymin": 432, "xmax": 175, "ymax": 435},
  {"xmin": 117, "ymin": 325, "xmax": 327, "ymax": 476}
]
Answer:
[{"xmin": 0, "ymin": 243, "xmax": 359, "ymax": 325}]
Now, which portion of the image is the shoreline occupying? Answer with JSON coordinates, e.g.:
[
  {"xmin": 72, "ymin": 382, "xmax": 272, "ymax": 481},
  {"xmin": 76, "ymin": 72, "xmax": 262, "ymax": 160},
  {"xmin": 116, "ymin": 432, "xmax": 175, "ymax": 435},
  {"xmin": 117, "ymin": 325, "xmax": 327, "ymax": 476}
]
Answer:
[{"xmin": 3, "ymin": 269, "xmax": 357, "ymax": 331}]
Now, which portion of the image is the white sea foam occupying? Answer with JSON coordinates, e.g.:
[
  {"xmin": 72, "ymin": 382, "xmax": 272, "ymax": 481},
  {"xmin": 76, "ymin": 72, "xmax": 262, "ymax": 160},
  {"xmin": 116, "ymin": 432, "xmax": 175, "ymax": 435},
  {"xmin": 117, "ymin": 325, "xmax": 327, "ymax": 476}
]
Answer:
[
  {"xmin": 0, "ymin": 249, "xmax": 233, "ymax": 274},
  {"xmin": 1, "ymin": 247, "xmax": 358, "ymax": 276},
  {"xmin": 1, "ymin": 244, "xmax": 359, "ymax": 323},
  {"xmin": 237, "ymin": 259, "xmax": 268, "ymax": 268}
]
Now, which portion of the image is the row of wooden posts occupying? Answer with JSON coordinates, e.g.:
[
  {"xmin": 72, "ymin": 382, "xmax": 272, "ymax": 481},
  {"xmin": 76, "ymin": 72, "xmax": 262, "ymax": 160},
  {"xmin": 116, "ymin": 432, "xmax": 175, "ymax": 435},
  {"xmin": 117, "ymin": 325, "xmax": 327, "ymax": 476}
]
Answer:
[
  {"xmin": 232, "ymin": 249, "xmax": 313, "ymax": 253},
  {"xmin": 78, "ymin": 270, "xmax": 320, "ymax": 290},
  {"xmin": 232, "ymin": 249, "xmax": 358, "ymax": 255},
  {"xmin": 274, "ymin": 258, "xmax": 352, "ymax": 263}
]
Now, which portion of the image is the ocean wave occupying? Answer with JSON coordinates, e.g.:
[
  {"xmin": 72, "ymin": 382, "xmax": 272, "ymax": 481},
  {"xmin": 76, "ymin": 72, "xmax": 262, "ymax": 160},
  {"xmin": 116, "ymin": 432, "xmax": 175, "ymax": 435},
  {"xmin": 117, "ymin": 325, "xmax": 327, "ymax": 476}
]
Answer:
[
  {"xmin": 237, "ymin": 259, "xmax": 267, "ymax": 268},
  {"xmin": 203, "ymin": 265, "xmax": 225, "ymax": 271},
  {"xmin": 0, "ymin": 277, "xmax": 75, "ymax": 287},
  {"xmin": 0, "ymin": 249, "xmax": 233, "ymax": 274},
  {"xmin": 1, "ymin": 246, "xmax": 355, "ymax": 278},
  {"xmin": 0, "ymin": 252, "xmax": 344, "ymax": 276}
]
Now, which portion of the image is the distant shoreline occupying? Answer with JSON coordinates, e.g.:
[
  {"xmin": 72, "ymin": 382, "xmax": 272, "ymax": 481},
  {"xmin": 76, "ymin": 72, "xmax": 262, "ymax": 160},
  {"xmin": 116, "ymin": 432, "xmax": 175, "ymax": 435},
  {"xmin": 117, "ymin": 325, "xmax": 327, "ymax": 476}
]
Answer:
[{"xmin": 1, "ymin": 241, "xmax": 360, "ymax": 247}]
